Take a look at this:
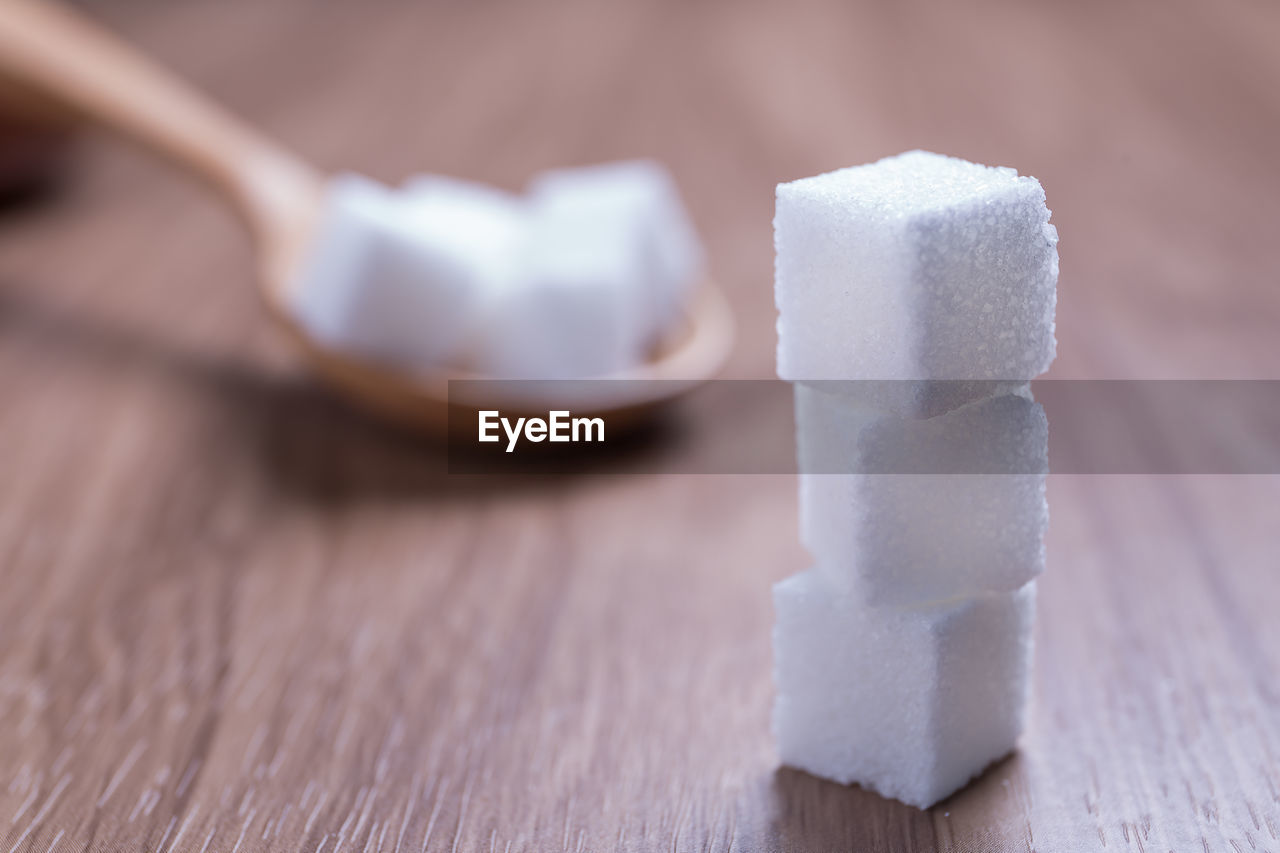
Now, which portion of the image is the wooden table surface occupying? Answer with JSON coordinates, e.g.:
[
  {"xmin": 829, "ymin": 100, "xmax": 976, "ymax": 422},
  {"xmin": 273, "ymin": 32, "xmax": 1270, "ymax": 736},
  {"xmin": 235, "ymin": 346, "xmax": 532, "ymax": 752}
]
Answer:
[{"xmin": 1, "ymin": 1, "xmax": 1278, "ymax": 850}]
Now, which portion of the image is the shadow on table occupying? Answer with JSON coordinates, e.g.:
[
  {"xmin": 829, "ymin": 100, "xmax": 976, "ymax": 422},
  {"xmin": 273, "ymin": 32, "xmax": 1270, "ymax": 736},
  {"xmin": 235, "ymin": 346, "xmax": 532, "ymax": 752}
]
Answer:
[
  {"xmin": 766, "ymin": 753, "xmax": 1028, "ymax": 852},
  {"xmin": 0, "ymin": 282, "xmax": 681, "ymax": 505}
]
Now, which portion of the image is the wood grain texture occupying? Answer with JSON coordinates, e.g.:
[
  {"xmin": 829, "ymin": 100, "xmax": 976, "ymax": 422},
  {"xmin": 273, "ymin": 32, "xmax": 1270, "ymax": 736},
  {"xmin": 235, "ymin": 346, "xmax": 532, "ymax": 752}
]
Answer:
[{"xmin": 0, "ymin": 0, "xmax": 1277, "ymax": 851}]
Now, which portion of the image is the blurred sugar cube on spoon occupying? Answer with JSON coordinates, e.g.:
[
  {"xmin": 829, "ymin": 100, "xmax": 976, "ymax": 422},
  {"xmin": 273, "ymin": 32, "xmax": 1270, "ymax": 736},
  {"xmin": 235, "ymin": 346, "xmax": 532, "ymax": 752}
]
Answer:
[
  {"xmin": 399, "ymin": 174, "xmax": 530, "ymax": 278},
  {"xmin": 289, "ymin": 160, "xmax": 704, "ymax": 379},
  {"xmin": 468, "ymin": 188, "xmax": 649, "ymax": 379},
  {"xmin": 529, "ymin": 160, "xmax": 704, "ymax": 336},
  {"xmin": 0, "ymin": 0, "xmax": 731, "ymax": 434},
  {"xmin": 290, "ymin": 173, "xmax": 510, "ymax": 366}
]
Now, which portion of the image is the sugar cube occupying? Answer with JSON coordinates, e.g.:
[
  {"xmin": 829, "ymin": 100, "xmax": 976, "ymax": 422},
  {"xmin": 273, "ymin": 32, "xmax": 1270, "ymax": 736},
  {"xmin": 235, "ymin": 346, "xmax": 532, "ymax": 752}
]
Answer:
[
  {"xmin": 794, "ymin": 379, "xmax": 1031, "ymax": 420},
  {"xmin": 530, "ymin": 159, "xmax": 703, "ymax": 334},
  {"xmin": 773, "ymin": 569, "xmax": 1035, "ymax": 808},
  {"xmin": 465, "ymin": 190, "xmax": 653, "ymax": 379},
  {"xmin": 291, "ymin": 173, "xmax": 515, "ymax": 366},
  {"xmin": 293, "ymin": 164, "xmax": 704, "ymax": 379},
  {"xmin": 796, "ymin": 383, "xmax": 1048, "ymax": 605},
  {"xmin": 775, "ymin": 150, "xmax": 1058, "ymax": 381},
  {"xmin": 399, "ymin": 175, "xmax": 530, "ymax": 280}
]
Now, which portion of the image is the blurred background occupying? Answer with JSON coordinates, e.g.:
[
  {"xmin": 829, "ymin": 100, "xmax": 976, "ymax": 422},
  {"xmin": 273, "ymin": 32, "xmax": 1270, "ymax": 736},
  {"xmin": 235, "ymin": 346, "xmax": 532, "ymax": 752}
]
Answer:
[{"xmin": 0, "ymin": 1, "xmax": 1276, "ymax": 851}]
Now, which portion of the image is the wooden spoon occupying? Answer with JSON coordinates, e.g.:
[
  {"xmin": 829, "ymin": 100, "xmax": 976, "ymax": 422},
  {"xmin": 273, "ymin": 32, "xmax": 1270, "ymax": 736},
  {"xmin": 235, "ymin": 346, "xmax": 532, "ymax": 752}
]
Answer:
[{"xmin": 0, "ymin": 0, "xmax": 734, "ymax": 435}]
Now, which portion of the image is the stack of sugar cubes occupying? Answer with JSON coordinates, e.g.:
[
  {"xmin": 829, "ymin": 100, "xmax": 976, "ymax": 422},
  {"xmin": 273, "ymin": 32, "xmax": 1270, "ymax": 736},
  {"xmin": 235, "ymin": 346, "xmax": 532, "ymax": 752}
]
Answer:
[
  {"xmin": 772, "ymin": 151, "xmax": 1058, "ymax": 808},
  {"xmin": 290, "ymin": 160, "xmax": 702, "ymax": 379}
]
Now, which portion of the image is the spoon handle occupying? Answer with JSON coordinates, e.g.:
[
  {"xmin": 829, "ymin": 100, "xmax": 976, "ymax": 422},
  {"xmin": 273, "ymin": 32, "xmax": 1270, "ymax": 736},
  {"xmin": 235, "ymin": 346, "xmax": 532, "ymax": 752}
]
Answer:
[{"xmin": 0, "ymin": 0, "xmax": 319, "ymax": 252}]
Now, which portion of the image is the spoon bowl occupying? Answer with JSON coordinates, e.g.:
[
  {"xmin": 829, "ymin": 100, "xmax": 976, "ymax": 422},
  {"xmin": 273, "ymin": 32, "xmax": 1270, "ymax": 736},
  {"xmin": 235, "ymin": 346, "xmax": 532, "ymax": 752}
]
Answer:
[
  {"xmin": 0, "ymin": 0, "xmax": 733, "ymax": 437},
  {"xmin": 264, "ymin": 279, "xmax": 733, "ymax": 436}
]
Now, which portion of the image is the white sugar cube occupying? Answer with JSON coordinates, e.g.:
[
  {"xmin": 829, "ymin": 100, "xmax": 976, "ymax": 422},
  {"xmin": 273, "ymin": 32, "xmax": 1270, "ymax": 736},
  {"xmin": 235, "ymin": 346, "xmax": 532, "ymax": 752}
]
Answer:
[
  {"xmin": 773, "ymin": 570, "xmax": 1035, "ymax": 808},
  {"xmin": 796, "ymin": 383, "xmax": 1048, "ymax": 605},
  {"xmin": 466, "ymin": 195, "xmax": 651, "ymax": 379},
  {"xmin": 775, "ymin": 150, "xmax": 1058, "ymax": 380},
  {"xmin": 291, "ymin": 174, "xmax": 518, "ymax": 366},
  {"xmin": 293, "ymin": 164, "xmax": 703, "ymax": 379},
  {"xmin": 795, "ymin": 379, "xmax": 1031, "ymax": 420},
  {"xmin": 403, "ymin": 173, "xmax": 524, "ymax": 211},
  {"xmin": 399, "ymin": 175, "xmax": 530, "ymax": 279},
  {"xmin": 530, "ymin": 160, "xmax": 703, "ymax": 334}
]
